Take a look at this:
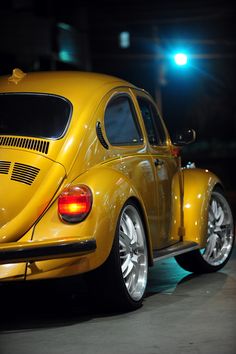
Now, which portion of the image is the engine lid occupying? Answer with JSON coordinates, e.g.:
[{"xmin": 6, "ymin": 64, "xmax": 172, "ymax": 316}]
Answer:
[{"xmin": 0, "ymin": 148, "xmax": 66, "ymax": 242}]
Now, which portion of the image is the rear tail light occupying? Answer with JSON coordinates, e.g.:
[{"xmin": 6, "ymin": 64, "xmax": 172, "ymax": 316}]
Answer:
[{"xmin": 58, "ymin": 185, "xmax": 92, "ymax": 223}]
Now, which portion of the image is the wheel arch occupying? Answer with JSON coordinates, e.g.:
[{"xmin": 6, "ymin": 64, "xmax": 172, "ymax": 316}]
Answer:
[
  {"xmin": 183, "ymin": 168, "xmax": 223, "ymax": 247},
  {"xmin": 175, "ymin": 185, "xmax": 234, "ymax": 273},
  {"xmin": 213, "ymin": 182, "xmax": 225, "ymax": 193},
  {"xmin": 62, "ymin": 165, "xmax": 154, "ymax": 271},
  {"xmin": 126, "ymin": 197, "xmax": 154, "ymax": 266}
]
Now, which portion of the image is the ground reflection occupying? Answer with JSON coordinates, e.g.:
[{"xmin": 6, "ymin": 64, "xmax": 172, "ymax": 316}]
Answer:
[{"xmin": 0, "ymin": 254, "xmax": 233, "ymax": 332}]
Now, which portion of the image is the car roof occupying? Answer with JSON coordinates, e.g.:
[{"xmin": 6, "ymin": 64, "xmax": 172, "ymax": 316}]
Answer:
[{"xmin": 0, "ymin": 70, "xmax": 136, "ymax": 104}]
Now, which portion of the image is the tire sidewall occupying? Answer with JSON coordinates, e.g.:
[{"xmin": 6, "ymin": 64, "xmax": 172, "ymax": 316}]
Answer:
[
  {"xmin": 200, "ymin": 188, "xmax": 235, "ymax": 272},
  {"xmin": 109, "ymin": 200, "xmax": 148, "ymax": 309}
]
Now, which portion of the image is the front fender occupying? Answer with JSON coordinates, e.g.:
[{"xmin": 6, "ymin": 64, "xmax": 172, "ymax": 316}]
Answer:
[{"xmin": 183, "ymin": 168, "xmax": 222, "ymax": 247}]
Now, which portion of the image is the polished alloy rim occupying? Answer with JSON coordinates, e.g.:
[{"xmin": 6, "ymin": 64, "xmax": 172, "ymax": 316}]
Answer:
[
  {"xmin": 202, "ymin": 191, "xmax": 234, "ymax": 266},
  {"xmin": 119, "ymin": 205, "xmax": 148, "ymax": 301}
]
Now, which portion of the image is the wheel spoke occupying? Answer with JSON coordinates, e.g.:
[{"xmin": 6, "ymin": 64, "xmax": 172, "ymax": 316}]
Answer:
[
  {"xmin": 215, "ymin": 224, "xmax": 231, "ymax": 240},
  {"xmin": 209, "ymin": 208, "xmax": 215, "ymax": 223},
  {"xmin": 121, "ymin": 254, "xmax": 130, "ymax": 274},
  {"xmin": 215, "ymin": 205, "xmax": 224, "ymax": 225},
  {"xmin": 119, "ymin": 230, "xmax": 131, "ymax": 249},
  {"xmin": 204, "ymin": 234, "xmax": 218, "ymax": 261},
  {"xmin": 127, "ymin": 261, "xmax": 139, "ymax": 292},
  {"xmin": 120, "ymin": 217, "xmax": 129, "ymax": 238},
  {"xmin": 212, "ymin": 200, "xmax": 217, "ymax": 215},
  {"xmin": 122, "ymin": 256, "xmax": 134, "ymax": 278},
  {"xmin": 125, "ymin": 214, "xmax": 137, "ymax": 244}
]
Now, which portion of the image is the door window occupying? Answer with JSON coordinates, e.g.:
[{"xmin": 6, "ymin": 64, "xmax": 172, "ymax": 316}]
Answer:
[
  {"xmin": 137, "ymin": 97, "xmax": 167, "ymax": 146},
  {"xmin": 104, "ymin": 95, "xmax": 143, "ymax": 146}
]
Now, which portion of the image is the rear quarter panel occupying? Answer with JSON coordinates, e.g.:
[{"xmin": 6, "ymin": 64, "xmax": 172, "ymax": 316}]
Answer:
[{"xmin": 26, "ymin": 158, "xmax": 155, "ymax": 279}]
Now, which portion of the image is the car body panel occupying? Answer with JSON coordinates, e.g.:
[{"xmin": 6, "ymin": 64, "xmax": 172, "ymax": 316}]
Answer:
[
  {"xmin": 0, "ymin": 70, "xmax": 225, "ymax": 281},
  {"xmin": 0, "ymin": 228, "xmax": 32, "ymax": 280},
  {"xmin": 183, "ymin": 168, "xmax": 221, "ymax": 247},
  {"xmin": 0, "ymin": 148, "xmax": 66, "ymax": 242},
  {"xmin": 27, "ymin": 161, "xmax": 152, "ymax": 277}
]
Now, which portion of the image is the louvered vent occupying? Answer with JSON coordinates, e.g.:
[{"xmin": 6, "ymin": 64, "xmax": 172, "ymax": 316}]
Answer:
[
  {"xmin": 11, "ymin": 163, "xmax": 40, "ymax": 185},
  {"xmin": 0, "ymin": 136, "xmax": 50, "ymax": 154},
  {"xmin": 96, "ymin": 121, "xmax": 109, "ymax": 149},
  {"xmin": 0, "ymin": 160, "xmax": 11, "ymax": 175}
]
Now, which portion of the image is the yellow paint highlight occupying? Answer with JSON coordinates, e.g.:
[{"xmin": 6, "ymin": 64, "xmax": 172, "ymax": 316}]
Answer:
[{"xmin": 0, "ymin": 70, "xmax": 222, "ymax": 280}]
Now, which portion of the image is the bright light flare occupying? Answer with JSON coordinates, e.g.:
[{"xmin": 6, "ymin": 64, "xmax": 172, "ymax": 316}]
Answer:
[{"xmin": 174, "ymin": 53, "xmax": 188, "ymax": 66}]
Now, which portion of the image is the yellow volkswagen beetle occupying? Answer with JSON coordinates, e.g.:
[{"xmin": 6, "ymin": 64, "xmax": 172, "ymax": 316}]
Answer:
[{"xmin": 0, "ymin": 69, "xmax": 234, "ymax": 310}]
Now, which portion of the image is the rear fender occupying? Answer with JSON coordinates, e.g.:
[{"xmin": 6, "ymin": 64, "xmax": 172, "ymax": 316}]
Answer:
[
  {"xmin": 183, "ymin": 168, "xmax": 222, "ymax": 247},
  {"xmin": 27, "ymin": 165, "xmax": 151, "ymax": 279}
]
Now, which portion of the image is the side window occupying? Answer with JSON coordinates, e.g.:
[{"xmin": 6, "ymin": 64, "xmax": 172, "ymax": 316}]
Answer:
[
  {"xmin": 137, "ymin": 97, "xmax": 167, "ymax": 146},
  {"xmin": 104, "ymin": 95, "xmax": 143, "ymax": 146}
]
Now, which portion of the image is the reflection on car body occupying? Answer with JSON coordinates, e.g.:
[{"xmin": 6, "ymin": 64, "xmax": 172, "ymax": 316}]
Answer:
[{"xmin": 0, "ymin": 68, "xmax": 234, "ymax": 310}]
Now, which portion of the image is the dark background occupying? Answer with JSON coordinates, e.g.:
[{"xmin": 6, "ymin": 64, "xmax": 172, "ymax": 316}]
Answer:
[{"xmin": 0, "ymin": 0, "xmax": 236, "ymax": 207}]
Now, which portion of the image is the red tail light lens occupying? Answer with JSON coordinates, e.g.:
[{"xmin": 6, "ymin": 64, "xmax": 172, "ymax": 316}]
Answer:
[{"xmin": 58, "ymin": 185, "xmax": 92, "ymax": 223}]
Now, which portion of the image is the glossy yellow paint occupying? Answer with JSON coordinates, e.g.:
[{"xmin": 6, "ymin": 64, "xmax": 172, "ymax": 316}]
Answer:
[
  {"xmin": 0, "ymin": 149, "xmax": 66, "ymax": 242},
  {"xmin": 25, "ymin": 156, "xmax": 181, "ymax": 279},
  {"xmin": 182, "ymin": 168, "xmax": 221, "ymax": 247},
  {"xmin": 0, "ymin": 70, "xmax": 223, "ymax": 281},
  {"xmin": 0, "ymin": 227, "xmax": 32, "ymax": 280}
]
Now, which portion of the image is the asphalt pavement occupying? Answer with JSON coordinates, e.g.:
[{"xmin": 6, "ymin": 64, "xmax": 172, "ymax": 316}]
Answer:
[{"xmin": 0, "ymin": 244, "xmax": 236, "ymax": 354}]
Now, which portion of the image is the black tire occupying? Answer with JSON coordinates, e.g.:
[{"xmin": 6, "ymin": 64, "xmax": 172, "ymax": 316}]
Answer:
[
  {"xmin": 86, "ymin": 201, "xmax": 148, "ymax": 311},
  {"xmin": 175, "ymin": 188, "xmax": 235, "ymax": 273}
]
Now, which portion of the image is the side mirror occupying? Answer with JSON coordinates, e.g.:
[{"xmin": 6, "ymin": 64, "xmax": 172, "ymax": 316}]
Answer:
[{"xmin": 172, "ymin": 129, "xmax": 196, "ymax": 146}]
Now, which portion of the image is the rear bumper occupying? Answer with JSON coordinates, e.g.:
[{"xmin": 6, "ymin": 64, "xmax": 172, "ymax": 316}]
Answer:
[{"xmin": 0, "ymin": 237, "xmax": 96, "ymax": 264}]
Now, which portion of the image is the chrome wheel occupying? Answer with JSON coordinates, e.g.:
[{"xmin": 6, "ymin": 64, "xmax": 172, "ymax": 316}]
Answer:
[
  {"xmin": 119, "ymin": 205, "xmax": 148, "ymax": 301},
  {"xmin": 202, "ymin": 191, "xmax": 234, "ymax": 266}
]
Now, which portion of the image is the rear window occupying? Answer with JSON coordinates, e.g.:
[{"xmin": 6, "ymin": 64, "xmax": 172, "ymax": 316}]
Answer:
[{"xmin": 0, "ymin": 93, "xmax": 71, "ymax": 139}]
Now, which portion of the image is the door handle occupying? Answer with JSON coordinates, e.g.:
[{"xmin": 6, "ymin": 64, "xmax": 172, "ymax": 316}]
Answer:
[{"xmin": 154, "ymin": 159, "xmax": 164, "ymax": 167}]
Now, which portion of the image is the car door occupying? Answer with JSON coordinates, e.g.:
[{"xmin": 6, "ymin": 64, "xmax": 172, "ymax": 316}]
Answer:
[{"xmin": 133, "ymin": 90, "xmax": 181, "ymax": 249}]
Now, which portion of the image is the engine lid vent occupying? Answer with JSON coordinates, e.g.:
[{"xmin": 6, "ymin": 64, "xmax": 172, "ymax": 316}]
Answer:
[
  {"xmin": 11, "ymin": 162, "xmax": 40, "ymax": 185},
  {"xmin": 0, "ymin": 160, "xmax": 11, "ymax": 175},
  {"xmin": 0, "ymin": 136, "xmax": 50, "ymax": 155}
]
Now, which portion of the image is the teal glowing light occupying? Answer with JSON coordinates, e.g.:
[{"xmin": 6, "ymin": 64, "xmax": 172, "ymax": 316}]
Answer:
[
  {"xmin": 59, "ymin": 50, "xmax": 72, "ymax": 63},
  {"xmin": 119, "ymin": 31, "xmax": 130, "ymax": 48},
  {"xmin": 174, "ymin": 53, "xmax": 188, "ymax": 66}
]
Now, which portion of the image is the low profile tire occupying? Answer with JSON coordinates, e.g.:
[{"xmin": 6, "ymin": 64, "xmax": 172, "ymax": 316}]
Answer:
[
  {"xmin": 175, "ymin": 188, "xmax": 235, "ymax": 273},
  {"xmin": 86, "ymin": 201, "xmax": 148, "ymax": 311}
]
